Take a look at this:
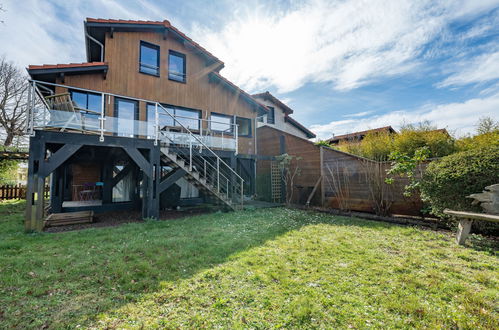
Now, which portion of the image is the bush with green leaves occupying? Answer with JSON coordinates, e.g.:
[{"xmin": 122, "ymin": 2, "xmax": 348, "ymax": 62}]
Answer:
[{"xmin": 420, "ymin": 147, "xmax": 499, "ymax": 223}]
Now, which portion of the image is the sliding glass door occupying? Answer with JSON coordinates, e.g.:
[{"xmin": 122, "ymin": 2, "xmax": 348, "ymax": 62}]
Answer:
[{"xmin": 114, "ymin": 98, "xmax": 139, "ymax": 137}]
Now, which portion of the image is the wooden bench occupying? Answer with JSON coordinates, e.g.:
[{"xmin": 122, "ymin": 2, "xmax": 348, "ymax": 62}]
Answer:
[
  {"xmin": 443, "ymin": 183, "xmax": 499, "ymax": 245},
  {"xmin": 44, "ymin": 211, "xmax": 94, "ymax": 228}
]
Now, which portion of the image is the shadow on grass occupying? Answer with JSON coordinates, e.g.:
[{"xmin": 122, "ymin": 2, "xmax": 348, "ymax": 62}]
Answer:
[{"xmin": 0, "ymin": 202, "xmax": 495, "ymax": 328}]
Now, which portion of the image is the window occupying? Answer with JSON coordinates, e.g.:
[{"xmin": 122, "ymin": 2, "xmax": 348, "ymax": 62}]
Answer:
[
  {"xmin": 169, "ymin": 50, "xmax": 186, "ymax": 82},
  {"xmin": 210, "ymin": 113, "xmax": 233, "ymax": 133},
  {"xmin": 147, "ymin": 104, "xmax": 200, "ymax": 131},
  {"xmin": 236, "ymin": 117, "xmax": 252, "ymax": 137},
  {"xmin": 70, "ymin": 90, "xmax": 101, "ymax": 130},
  {"xmin": 139, "ymin": 41, "xmax": 160, "ymax": 76},
  {"xmin": 267, "ymin": 106, "xmax": 275, "ymax": 124},
  {"xmin": 114, "ymin": 98, "xmax": 139, "ymax": 137},
  {"xmin": 147, "ymin": 103, "xmax": 175, "ymax": 136}
]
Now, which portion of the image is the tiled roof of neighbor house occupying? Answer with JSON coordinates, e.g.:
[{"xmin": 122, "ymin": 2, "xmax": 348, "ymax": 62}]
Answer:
[
  {"xmin": 284, "ymin": 116, "xmax": 316, "ymax": 138},
  {"xmin": 251, "ymin": 91, "xmax": 294, "ymax": 114},
  {"xmin": 209, "ymin": 72, "xmax": 268, "ymax": 114},
  {"xmin": 327, "ymin": 126, "xmax": 396, "ymax": 143},
  {"xmin": 28, "ymin": 62, "xmax": 107, "ymax": 71},
  {"xmin": 85, "ymin": 18, "xmax": 223, "ymax": 67}
]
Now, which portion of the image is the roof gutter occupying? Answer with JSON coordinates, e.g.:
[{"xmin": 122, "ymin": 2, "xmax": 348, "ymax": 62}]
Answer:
[{"xmin": 85, "ymin": 21, "xmax": 104, "ymax": 62}]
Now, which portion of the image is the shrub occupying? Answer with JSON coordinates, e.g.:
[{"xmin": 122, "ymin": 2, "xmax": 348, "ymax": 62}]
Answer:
[
  {"xmin": 420, "ymin": 147, "xmax": 499, "ymax": 231},
  {"xmin": 314, "ymin": 140, "xmax": 332, "ymax": 147},
  {"xmin": 394, "ymin": 123, "xmax": 456, "ymax": 158}
]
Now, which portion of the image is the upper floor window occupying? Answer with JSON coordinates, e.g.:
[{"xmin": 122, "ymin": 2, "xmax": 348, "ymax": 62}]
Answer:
[
  {"xmin": 267, "ymin": 106, "xmax": 275, "ymax": 124},
  {"xmin": 139, "ymin": 41, "xmax": 160, "ymax": 76},
  {"xmin": 210, "ymin": 113, "xmax": 233, "ymax": 133},
  {"xmin": 236, "ymin": 117, "xmax": 252, "ymax": 137},
  {"xmin": 169, "ymin": 50, "xmax": 186, "ymax": 83},
  {"xmin": 147, "ymin": 103, "xmax": 200, "ymax": 131}
]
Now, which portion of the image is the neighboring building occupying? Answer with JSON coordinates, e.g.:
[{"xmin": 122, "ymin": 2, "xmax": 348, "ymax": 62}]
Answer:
[
  {"xmin": 326, "ymin": 126, "xmax": 397, "ymax": 145},
  {"xmin": 25, "ymin": 18, "xmax": 268, "ymax": 230},
  {"xmin": 252, "ymin": 91, "xmax": 316, "ymax": 139}
]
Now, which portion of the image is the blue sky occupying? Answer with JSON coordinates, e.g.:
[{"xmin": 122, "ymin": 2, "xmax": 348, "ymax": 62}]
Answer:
[{"xmin": 1, "ymin": 0, "xmax": 498, "ymax": 139}]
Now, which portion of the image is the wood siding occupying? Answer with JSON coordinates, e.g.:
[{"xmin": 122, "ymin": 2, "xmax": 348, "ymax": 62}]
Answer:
[{"xmin": 55, "ymin": 31, "xmax": 257, "ymax": 154}]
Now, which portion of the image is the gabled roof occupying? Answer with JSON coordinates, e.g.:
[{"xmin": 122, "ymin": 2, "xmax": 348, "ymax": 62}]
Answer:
[
  {"xmin": 85, "ymin": 18, "xmax": 223, "ymax": 70},
  {"xmin": 284, "ymin": 116, "xmax": 316, "ymax": 138},
  {"xmin": 251, "ymin": 91, "xmax": 293, "ymax": 114},
  {"xmin": 28, "ymin": 62, "xmax": 107, "ymax": 71},
  {"xmin": 327, "ymin": 126, "xmax": 396, "ymax": 143}
]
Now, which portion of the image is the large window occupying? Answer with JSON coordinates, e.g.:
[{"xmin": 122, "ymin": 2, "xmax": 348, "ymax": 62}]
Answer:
[
  {"xmin": 148, "ymin": 104, "xmax": 200, "ymax": 131},
  {"xmin": 139, "ymin": 41, "xmax": 160, "ymax": 76},
  {"xmin": 236, "ymin": 117, "xmax": 252, "ymax": 137},
  {"xmin": 267, "ymin": 106, "xmax": 275, "ymax": 124},
  {"xmin": 169, "ymin": 50, "xmax": 186, "ymax": 82},
  {"xmin": 210, "ymin": 113, "xmax": 233, "ymax": 133},
  {"xmin": 114, "ymin": 98, "xmax": 139, "ymax": 137},
  {"xmin": 70, "ymin": 90, "xmax": 101, "ymax": 130}
]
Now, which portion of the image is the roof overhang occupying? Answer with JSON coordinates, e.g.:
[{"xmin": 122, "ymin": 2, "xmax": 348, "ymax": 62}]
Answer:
[
  {"xmin": 84, "ymin": 18, "xmax": 224, "ymax": 71},
  {"xmin": 27, "ymin": 63, "xmax": 108, "ymax": 83},
  {"xmin": 284, "ymin": 116, "xmax": 316, "ymax": 138},
  {"xmin": 252, "ymin": 91, "xmax": 294, "ymax": 115}
]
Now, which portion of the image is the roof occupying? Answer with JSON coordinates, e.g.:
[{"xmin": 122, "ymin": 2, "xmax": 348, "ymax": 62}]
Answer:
[
  {"xmin": 28, "ymin": 62, "xmax": 107, "ymax": 71},
  {"xmin": 327, "ymin": 126, "xmax": 396, "ymax": 143},
  {"xmin": 284, "ymin": 116, "xmax": 316, "ymax": 138},
  {"xmin": 85, "ymin": 18, "xmax": 223, "ymax": 69},
  {"xmin": 252, "ymin": 91, "xmax": 294, "ymax": 114},
  {"xmin": 27, "ymin": 62, "xmax": 108, "ymax": 81},
  {"xmin": 209, "ymin": 72, "xmax": 269, "ymax": 114}
]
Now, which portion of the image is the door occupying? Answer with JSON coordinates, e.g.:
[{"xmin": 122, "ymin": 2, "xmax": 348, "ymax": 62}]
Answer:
[{"xmin": 114, "ymin": 98, "xmax": 139, "ymax": 137}]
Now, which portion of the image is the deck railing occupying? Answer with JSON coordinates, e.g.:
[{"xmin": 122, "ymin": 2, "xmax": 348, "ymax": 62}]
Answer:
[{"xmin": 27, "ymin": 80, "xmax": 239, "ymax": 152}]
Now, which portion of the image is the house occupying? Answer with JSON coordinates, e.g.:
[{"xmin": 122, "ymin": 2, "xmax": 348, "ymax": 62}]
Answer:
[
  {"xmin": 326, "ymin": 126, "xmax": 397, "ymax": 145},
  {"xmin": 24, "ymin": 18, "xmax": 268, "ymax": 231},
  {"xmin": 252, "ymin": 91, "xmax": 316, "ymax": 139}
]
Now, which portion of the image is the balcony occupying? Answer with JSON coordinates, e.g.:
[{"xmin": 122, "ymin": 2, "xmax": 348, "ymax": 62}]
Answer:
[{"xmin": 27, "ymin": 80, "xmax": 239, "ymax": 152}]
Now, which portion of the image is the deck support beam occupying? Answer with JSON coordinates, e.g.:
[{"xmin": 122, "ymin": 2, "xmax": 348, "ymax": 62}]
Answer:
[{"xmin": 159, "ymin": 168, "xmax": 186, "ymax": 194}]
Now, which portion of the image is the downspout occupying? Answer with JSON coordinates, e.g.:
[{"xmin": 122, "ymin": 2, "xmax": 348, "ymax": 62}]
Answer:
[{"xmin": 85, "ymin": 24, "xmax": 104, "ymax": 62}]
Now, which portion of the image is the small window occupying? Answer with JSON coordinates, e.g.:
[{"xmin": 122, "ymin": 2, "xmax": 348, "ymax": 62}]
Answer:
[
  {"xmin": 146, "ymin": 103, "xmax": 175, "ymax": 135},
  {"xmin": 175, "ymin": 108, "xmax": 200, "ymax": 130},
  {"xmin": 169, "ymin": 50, "xmax": 186, "ymax": 82},
  {"xmin": 236, "ymin": 117, "xmax": 252, "ymax": 137},
  {"xmin": 210, "ymin": 113, "xmax": 233, "ymax": 133},
  {"xmin": 267, "ymin": 106, "xmax": 275, "ymax": 124},
  {"xmin": 139, "ymin": 41, "xmax": 160, "ymax": 76}
]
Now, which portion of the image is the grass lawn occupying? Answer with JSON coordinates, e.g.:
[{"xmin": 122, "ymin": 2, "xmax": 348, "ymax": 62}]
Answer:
[{"xmin": 0, "ymin": 200, "xmax": 498, "ymax": 329}]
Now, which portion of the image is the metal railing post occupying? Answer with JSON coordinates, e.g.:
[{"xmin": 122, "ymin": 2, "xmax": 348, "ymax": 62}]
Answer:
[
  {"xmin": 154, "ymin": 103, "xmax": 159, "ymax": 145},
  {"xmin": 241, "ymin": 178, "xmax": 244, "ymax": 206},
  {"xmin": 204, "ymin": 159, "xmax": 207, "ymax": 179},
  {"xmin": 217, "ymin": 158, "xmax": 220, "ymax": 193},
  {"xmin": 26, "ymin": 81, "xmax": 32, "ymax": 134},
  {"xmin": 235, "ymin": 123, "xmax": 238, "ymax": 155},
  {"xmin": 189, "ymin": 140, "xmax": 193, "ymax": 172},
  {"xmin": 99, "ymin": 93, "xmax": 105, "ymax": 142}
]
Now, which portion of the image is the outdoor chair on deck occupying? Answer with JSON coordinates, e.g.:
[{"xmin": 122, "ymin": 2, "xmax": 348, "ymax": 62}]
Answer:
[{"xmin": 44, "ymin": 93, "xmax": 100, "ymax": 133}]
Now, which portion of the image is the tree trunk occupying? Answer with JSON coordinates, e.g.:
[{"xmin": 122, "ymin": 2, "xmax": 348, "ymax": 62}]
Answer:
[{"xmin": 4, "ymin": 133, "xmax": 14, "ymax": 147}]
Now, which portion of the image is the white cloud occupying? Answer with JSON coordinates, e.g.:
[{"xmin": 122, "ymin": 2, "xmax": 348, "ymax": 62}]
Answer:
[
  {"xmin": 310, "ymin": 92, "xmax": 499, "ymax": 139},
  {"xmin": 344, "ymin": 111, "xmax": 374, "ymax": 118},
  {"xmin": 437, "ymin": 51, "xmax": 499, "ymax": 88},
  {"xmin": 194, "ymin": 0, "xmax": 499, "ymax": 93}
]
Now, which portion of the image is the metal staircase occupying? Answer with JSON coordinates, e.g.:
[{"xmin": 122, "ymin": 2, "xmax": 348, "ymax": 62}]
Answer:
[{"xmin": 156, "ymin": 104, "xmax": 244, "ymax": 210}]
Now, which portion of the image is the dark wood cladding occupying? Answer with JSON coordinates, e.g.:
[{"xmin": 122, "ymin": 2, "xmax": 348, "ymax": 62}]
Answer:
[
  {"xmin": 257, "ymin": 126, "xmax": 322, "ymax": 205},
  {"xmin": 257, "ymin": 126, "xmax": 425, "ymax": 215},
  {"xmin": 54, "ymin": 30, "xmax": 257, "ymax": 154}
]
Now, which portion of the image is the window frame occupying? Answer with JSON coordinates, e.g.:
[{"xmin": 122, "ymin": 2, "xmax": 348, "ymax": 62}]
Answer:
[
  {"xmin": 114, "ymin": 97, "xmax": 140, "ymax": 137},
  {"xmin": 236, "ymin": 116, "xmax": 252, "ymax": 137},
  {"xmin": 168, "ymin": 50, "xmax": 187, "ymax": 83},
  {"xmin": 210, "ymin": 112, "xmax": 234, "ymax": 134},
  {"xmin": 149, "ymin": 103, "xmax": 201, "ymax": 131},
  {"xmin": 139, "ymin": 41, "xmax": 160, "ymax": 77},
  {"xmin": 267, "ymin": 106, "xmax": 275, "ymax": 124}
]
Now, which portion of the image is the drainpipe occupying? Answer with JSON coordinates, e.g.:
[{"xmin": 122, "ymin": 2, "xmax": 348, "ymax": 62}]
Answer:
[{"xmin": 85, "ymin": 25, "xmax": 104, "ymax": 62}]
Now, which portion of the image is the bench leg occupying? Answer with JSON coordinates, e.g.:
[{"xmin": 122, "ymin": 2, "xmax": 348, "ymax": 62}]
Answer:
[{"xmin": 456, "ymin": 219, "xmax": 473, "ymax": 245}]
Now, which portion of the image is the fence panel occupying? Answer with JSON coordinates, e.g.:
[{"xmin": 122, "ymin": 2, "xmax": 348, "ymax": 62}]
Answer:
[{"xmin": 0, "ymin": 184, "xmax": 49, "ymax": 200}]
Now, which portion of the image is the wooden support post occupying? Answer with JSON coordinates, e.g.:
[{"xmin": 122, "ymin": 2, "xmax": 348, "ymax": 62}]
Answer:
[
  {"xmin": 25, "ymin": 135, "xmax": 46, "ymax": 231},
  {"xmin": 456, "ymin": 219, "xmax": 473, "ymax": 245}
]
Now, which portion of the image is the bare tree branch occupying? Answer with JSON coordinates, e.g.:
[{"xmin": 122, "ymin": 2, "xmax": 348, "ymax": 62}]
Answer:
[{"xmin": 0, "ymin": 56, "xmax": 29, "ymax": 146}]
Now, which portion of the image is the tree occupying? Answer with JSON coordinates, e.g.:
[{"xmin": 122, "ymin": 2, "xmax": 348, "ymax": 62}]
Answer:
[
  {"xmin": 0, "ymin": 56, "xmax": 29, "ymax": 146},
  {"xmin": 275, "ymin": 153, "xmax": 302, "ymax": 205},
  {"xmin": 476, "ymin": 116, "xmax": 499, "ymax": 135}
]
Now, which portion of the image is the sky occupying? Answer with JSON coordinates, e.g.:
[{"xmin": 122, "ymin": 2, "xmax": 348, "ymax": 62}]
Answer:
[{"xmin": 1, "ymin": 0, "xmax": 498, "ymax": 139}]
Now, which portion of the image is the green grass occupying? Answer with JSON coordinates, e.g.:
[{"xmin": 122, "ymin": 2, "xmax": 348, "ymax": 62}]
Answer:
[{"xmin": 0, "ymin": 200, "xmax": 497, "ymax": 329}]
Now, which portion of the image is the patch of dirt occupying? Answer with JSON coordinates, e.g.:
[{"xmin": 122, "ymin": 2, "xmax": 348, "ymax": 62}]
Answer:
[{"xmin": 44, "ymin": 207, "xmax": 212, "ymax": 233}]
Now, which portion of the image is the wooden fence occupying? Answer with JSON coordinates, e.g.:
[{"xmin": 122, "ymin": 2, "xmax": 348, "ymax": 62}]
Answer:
[{"xmin": 0, "ymin": 184, "xmax": 49, "ymax": 200}]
